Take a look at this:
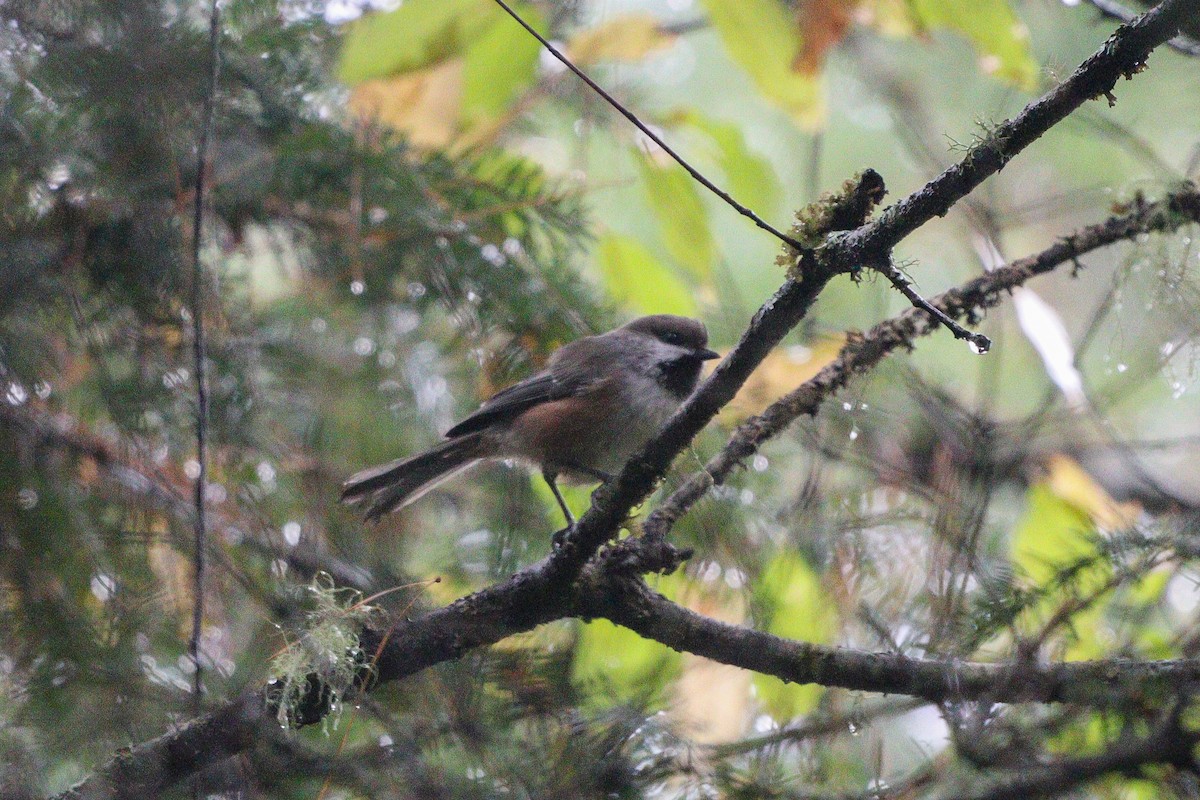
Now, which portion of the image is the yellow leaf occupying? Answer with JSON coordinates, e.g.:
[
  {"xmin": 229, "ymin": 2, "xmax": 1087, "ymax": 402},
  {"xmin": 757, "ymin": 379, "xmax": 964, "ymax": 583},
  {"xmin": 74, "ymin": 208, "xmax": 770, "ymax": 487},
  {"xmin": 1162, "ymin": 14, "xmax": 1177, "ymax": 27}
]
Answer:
[
  {"xmin": 461, "ymin": 4, "xmax": 545, "ymax": 126},
  {"xmin": 700, "ymin": 0, "xmax": 825, "ymax": 128},
  {"xmin": 637, "ymin": 157, "xmax": 717, "ymax": 281},
  {"xmin": 1044, "ymin": 454, "xmax": 1140, "ymax": 532},
  {"xmin": 340, "ymin": 1, "xmax": 544, "ymax": 143},
  {"xmin": 338, "ymin": 0, "xmax": 489, "ymax": 85},
  {"xmin": 724, "ymin": 337, "xmax": 844, "ymax": 420},
  {"xmin": 909, "ymin": 0, "xmax": 1039, "ymax": 91},
  {"xmin": 681, "ymin": 111, "xmax": 782, "ymax": 221},
  {"xmin": 348, "ymin": 59, "xmax": 464, "ymax": 149},
  {"xmin": 572, "ymin": 619, "xmax": 681, "ymax": 707},
  {"xmin": 567, "ymin": 13, "xmax": 677, "ymax": 65}
]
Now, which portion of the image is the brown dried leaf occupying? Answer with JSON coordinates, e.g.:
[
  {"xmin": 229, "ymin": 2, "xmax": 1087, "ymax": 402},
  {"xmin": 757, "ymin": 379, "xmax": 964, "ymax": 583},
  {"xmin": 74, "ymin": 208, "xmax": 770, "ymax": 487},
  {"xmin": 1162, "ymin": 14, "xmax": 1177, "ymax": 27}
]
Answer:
[{"xmin": 793, "ymin": 0, "xmax": 856, "ymax": 74}]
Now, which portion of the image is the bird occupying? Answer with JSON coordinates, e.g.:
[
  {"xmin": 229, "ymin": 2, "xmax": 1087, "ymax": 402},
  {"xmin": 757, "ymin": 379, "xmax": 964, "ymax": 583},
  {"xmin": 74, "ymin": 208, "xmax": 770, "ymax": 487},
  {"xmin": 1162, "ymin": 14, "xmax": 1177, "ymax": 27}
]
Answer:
[{"xmin": 340, "ymin": 314, "xmax": 719, "ymax": 529}]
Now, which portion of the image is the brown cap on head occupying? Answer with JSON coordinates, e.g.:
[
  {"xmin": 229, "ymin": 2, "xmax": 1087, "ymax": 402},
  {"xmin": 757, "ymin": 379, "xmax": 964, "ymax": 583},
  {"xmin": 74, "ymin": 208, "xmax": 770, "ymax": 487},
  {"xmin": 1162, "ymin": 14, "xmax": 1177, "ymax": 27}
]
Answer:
[{"xmin": 622, "ymin": 314, "xmax": 714, "ymax": 355}]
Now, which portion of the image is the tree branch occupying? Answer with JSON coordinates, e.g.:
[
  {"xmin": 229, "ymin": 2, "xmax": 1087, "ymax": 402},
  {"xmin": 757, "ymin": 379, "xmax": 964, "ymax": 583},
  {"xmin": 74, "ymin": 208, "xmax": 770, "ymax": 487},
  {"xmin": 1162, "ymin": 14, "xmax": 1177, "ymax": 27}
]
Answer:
[
  {"xmin": 643, "ymin": 185, "xmax": 1200, "ymax": 539},
  {"xmin": 546, "ymin": 170, "xmax": 884, "ymax": 579},
  {"xmin": 187, "ymin": 0, "xmax": 222, "ymax": 710},
  {"xmin": 875, "ymin": 258, "xmax": 992, "ymax": 351},
  {"xmin": 53, "ymin": 692, "xmax": 266, "ymax": 800},
  {"xmin": 706, "ymin": 697, "xmax": 925, "ymax": 758},
  {"xmin": 1083, "ymin": 0, "xmax": 1200, "ymax": 57},
  {"xmin": 929, "ymin": 708, "xmax": 1197, "ymax": 800},
  {"xmin": 591, "ymin": 574, "xmax": 1200, "ymax": 707}
]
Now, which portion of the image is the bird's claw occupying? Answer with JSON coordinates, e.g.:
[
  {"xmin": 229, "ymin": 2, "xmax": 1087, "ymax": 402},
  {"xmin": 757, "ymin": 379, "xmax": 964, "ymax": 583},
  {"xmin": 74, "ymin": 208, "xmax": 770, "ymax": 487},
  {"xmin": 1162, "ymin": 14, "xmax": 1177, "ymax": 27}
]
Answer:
[{"xmin": 552, "ymin": 524, "xmax": 575, "ymax": 549}]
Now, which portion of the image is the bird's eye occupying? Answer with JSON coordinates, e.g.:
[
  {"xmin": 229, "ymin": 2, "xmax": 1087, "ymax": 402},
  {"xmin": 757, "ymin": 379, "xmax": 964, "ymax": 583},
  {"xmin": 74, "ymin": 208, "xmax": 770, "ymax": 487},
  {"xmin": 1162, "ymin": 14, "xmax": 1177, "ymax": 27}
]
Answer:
[{"xmin": 662, "ymin": 332, "xmax": 680, "ymax": 344}]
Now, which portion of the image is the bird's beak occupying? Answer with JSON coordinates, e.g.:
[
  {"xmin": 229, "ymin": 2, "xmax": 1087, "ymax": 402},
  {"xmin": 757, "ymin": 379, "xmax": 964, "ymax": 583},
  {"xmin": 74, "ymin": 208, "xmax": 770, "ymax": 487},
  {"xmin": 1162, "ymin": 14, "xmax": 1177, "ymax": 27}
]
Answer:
[{"xmin": 696, "ymin": 348, "xmax": 721, "ymax": 361}]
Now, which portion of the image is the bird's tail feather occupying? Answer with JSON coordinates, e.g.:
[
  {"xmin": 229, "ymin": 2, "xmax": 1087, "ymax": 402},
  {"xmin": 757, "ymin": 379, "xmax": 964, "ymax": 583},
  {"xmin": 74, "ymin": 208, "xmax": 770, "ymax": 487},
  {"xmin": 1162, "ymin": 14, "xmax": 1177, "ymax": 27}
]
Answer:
[{"xmin": 341, "ymin": 433, "xmax": 485, "ymax": 521}]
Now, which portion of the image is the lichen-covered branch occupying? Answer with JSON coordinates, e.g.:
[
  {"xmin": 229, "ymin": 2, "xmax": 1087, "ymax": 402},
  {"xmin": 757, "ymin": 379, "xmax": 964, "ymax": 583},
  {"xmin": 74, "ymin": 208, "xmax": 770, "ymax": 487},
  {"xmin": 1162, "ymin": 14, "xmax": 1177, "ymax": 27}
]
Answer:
[{"xmin": 1083, "ymin": 0, "xmax": 1200, "ymax": 57}]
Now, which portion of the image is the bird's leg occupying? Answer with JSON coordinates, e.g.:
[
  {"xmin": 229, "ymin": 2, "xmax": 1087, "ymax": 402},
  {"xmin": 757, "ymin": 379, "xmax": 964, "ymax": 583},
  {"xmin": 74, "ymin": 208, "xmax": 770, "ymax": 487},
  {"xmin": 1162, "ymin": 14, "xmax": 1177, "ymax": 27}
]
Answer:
[
  {"xmin": 543, "ymin": 468, "xmax": 575, "ymax": 547},
  {"xmin": 562, "ymin": 462, "xmax": 614, "ymax": 484},
  {"xmin": 560, "ymin": 463, "xmax": 616, "ymax": 515}
]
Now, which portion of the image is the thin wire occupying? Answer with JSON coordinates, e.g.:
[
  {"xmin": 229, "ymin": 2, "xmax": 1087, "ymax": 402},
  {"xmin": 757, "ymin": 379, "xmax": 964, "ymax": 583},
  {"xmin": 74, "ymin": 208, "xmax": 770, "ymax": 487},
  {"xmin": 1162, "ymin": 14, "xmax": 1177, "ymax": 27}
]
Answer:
[
  {"xmin": 488, "ymin": 0, "xmax": 806, "ymax": 252},
  {"xmin": 189, "ymin": 0, "xmax": 222, "ymax": 713}
]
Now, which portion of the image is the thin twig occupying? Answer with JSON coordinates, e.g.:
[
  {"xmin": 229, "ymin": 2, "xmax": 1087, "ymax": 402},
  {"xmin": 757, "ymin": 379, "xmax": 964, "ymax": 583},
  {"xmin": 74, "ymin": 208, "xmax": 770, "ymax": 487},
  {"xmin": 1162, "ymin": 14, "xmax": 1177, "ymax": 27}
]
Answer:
[
  {"xmin": 877, "ymin": 260, "xmax": 992, "ymax": 352},
  {"xmin": 707, "ymin": 697, "xmax": 924, "ymax": 758},
  {"xmin": 188, "ymin": 0, "xmax": 222, "ymax": 711},
  {"xmin": 487, "ymin": 0, "xmax": 805, "ymax": 252}
]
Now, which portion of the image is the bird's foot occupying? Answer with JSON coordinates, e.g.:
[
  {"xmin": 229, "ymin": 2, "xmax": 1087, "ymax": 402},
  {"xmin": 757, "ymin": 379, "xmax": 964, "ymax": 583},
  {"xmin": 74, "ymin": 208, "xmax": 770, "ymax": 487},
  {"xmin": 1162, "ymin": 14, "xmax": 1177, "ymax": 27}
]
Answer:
[{"xmin": 552, "ymin": 524, "xmax": 575, "ymax": 549}]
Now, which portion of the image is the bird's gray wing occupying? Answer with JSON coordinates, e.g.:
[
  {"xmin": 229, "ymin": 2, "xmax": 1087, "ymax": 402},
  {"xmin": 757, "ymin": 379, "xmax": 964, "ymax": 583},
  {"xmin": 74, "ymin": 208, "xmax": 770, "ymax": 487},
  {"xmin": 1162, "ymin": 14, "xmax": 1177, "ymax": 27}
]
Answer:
[{"xmin": 443, "ymin": 368, "xmax": 595, "ymax": 438}]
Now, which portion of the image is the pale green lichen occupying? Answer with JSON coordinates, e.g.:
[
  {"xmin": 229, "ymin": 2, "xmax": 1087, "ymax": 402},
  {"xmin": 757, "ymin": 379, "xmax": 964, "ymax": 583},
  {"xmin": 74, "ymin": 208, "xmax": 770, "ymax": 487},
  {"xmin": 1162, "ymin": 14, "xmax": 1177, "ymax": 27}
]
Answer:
[
  {"xmin": 776, "ymin": 171, "xmax": 884, "ymax": 280},
  {"xmin": 268, "ymin": 572, "xmax": 380, "ymax": 730}
]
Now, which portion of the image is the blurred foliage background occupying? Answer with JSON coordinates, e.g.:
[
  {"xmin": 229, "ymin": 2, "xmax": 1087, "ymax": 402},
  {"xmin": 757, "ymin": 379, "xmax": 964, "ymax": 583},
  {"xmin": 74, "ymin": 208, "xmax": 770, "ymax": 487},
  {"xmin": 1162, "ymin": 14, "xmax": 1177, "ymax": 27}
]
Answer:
[{"xmin": 1, "ymin": 0, "xmax": 1199, "ymax": 797}]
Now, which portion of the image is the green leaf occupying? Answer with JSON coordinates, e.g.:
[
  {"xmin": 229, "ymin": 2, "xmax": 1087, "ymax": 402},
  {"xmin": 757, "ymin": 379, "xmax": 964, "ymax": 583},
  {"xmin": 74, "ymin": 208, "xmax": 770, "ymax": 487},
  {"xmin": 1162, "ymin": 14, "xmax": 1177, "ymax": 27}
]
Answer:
[
  {"xmin": 1010, "ymin": 482, "xmax": 1112, "ymax": 656},
  {"xmin": 698, "ymin": 0, "xmax": 823, "ymax": 127},
  {"xmin": 1126, "ymin": 569, "xmax": 1169, "ymax": 607},
  {"xmin": 751, "ymin": 551, "xmax": 837, "ymax": 718},
  {"xmin": 461, "ymin": 4, "xmax": 544, "ymax": 125},
  {"xmin": 683, "ymin": 112, "xmax": 782, "ymax": 222},
  {"xmin": 340, "ymin": 0, "xmax": 542, "ymax": 134},
  {"xmin": 596, "ymin": 234, "xmax": 696, "ymax": 316},
  {"xmin": 338, "ymin": 0, "xmax": 492, "ymax": 85},
  {"xmin": 1048, "ymin": 712, "xmax": 1119, "ymax": 756},
  {"xmin": 1011, "ymin": 483, "xmax": 1101, "ymax": 587},
  {"xmin": 910, "ymin": 0, "xmax": 1039, "ymax": 91},
  {"xmin": 572, "ymin": 619, "xmax": 681, "ymax": 706},
  {"xmin": 637, "ymin": 158, "xmax": 716, "ymax": 281}
]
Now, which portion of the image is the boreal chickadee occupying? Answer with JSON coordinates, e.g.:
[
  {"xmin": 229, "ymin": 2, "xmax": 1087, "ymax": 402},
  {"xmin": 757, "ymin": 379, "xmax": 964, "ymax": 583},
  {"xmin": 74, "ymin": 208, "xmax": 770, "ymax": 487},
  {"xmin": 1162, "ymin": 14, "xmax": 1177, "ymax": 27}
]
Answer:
[{"xmin": 341, "ymin": 314, "xmax": 719, "ymax": 526}]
